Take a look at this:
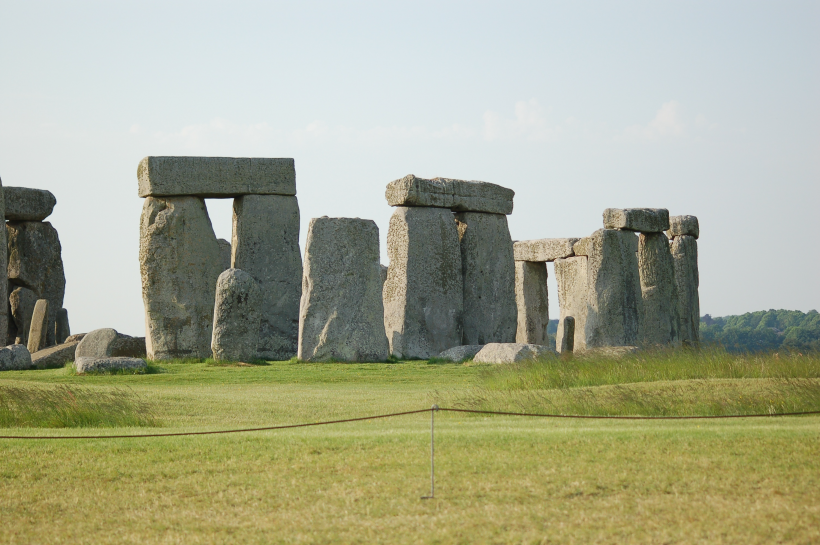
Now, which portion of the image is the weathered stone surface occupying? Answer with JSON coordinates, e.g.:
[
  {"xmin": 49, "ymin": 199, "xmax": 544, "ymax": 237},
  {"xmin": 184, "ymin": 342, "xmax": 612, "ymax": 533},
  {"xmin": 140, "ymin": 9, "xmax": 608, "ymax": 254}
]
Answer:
[
  {"xmin": 638, "ymin": 232, "xmax": 679, "ymax": 346},
  {"xmin": 3, "ymin": 187, "xmax": 56, "ymax": 221},
  {"xmin": 435, "ymin": 345, "xmax": 484, "ymax": 362},
  {"xmin": 31, "ymin": 341, "xmax": 79, "ymax": 369},
  {"xmin": 456, "ymin": 212, "xmax": 516, "ymax": 345},
  {"xmin": 212, "ymin": 269, "xmax": 261, "ymax": 362},
  {"xmin": 137, "ymin": 156, "xmax": 296, "ymax": 198},
  {"xmin": 75, "ymin": 357, "xmax": 146, "ymax": 374},
  {"xmin": 580, "ymin": 346, "xmax": 640, "ymax": 358},
  {"xmin": 385, "ymin": 175, "xmax": 514, "ymax": 215},
  {"xmin": 0, "ymin": 344, "xmax": 32, "ymax": 371},
  {"xmin": 217, "ymin": 238, "xmax": 232, "ymax": 271},
  {"xmin": 380, "ymin": 265, "xmax": 388, "ymax": 287},
  {"xmin": 7, "ymin": 220, "xmax": 64, "ymax": 346},
  {"xmin": 298, "ymin": 218, "xmax": 388, "ymax": 362},
  {"xmin": 0, "ymin": 178, "xmax": 6, "ymax": 344},
  {"xmin": 55, "ymin": 308, "xmax": 70, "ymax": 344},
  {"xmin": 513, "ymin": 238, "xmax": 580, "ymax": 262},
  {"xmin": 514, "ymin": 261, "xmax": 549, "ymax": 345},
  {"xmin": 603, "ymin": 208, "xmax": 669, "ymax": 233},
  {"xmin": 232, "ymin": 195, "xmax": 302, "ymax": 360},
  {"xmin": 473, "ymin": 343, "xmax": 554, "ymax": 364},
  {"xmin": 140, "ymin": 196, "xmax": 224, "ymax": 359},
  {"xmin": 668, "ymin": 215, "xmax": 699, "ymax": 239},
  {"xmin": 10, "ymin": 286, "xmax": 37, "ymax": 345},
  {"xmin": 27, "ymin": 299, "xmax": 49, "ymax": 353},
  {"xmin": 554, "ymin": 256, "xmax": 589, "ymax": 353},
  {"xmin": 76, "ymin": 328, "xmax": 119, "ymax": 359},
  {"xmin": 558, "ymin": 316, "xmax": 575, "ymax": 353},
  {"xmin": 383, "ymin": 207, "xmax": 463, "ymax": 359},
  {"xmin": 672, "ymin": 235, "xmax": 700, "ymax": 345},
  {"xmin": 111, "ymin": 335, "xmax": 147, "ymax": 358},
  {"xmin": 575, "ymin": 229, "xmax": 643, "ymax": 349},
  {"xmin": 65, "ymin": 333, "xmax": 86, "ymax": 343}
]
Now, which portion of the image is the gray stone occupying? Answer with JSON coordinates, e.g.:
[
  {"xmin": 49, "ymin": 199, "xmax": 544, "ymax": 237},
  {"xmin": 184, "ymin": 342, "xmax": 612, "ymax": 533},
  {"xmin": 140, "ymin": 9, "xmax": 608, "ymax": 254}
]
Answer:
[
  {"xmin": 0, "ymin": 178, "xmax": 6, "ymax": 347},
  {"xmin": 580, "ymin": 346, "xmax": 640, "ymax": 358},
  {"xmin": 472, "ymin": 343, "xmax": 555, "ymax": 364},
  {"xmin": 383, "ymin": 207, "xmax": 463, "ymax": 359},
  {"xmin": 31, "ymin": 341, "xmax": 79, "ymax": 369},
  {"xmin": 232, "ymin": 194, "xmax": 302, "ymax": 360},
  {"xmin": 27, "ymin": 299, "xmax": 48, "ymax": 353},
  {"xmin": 7, "ymin": 221, "xmax": 65, "ymax": 346},
  {"xmin": 434, "ymin": 345, "xmax": 484, "ymax": 362},
  {"xmin": 55, "ymin": 308, "xmax": 70, "ymax": 344},
  {"xmin": 0, "ymin": 344, "xmax": 32, "ymax": 371},
  {"xmin": 298, "ymin": 217, "xmax": 389, "ymax": 362},
  {"xmin": 603, "ymin": 208, "xmax": 670, "ymax": 233},
  {"xmin": 456, "ymin": 212, "xmax": 516, "ymax": 345},
  {"xmin": 211, "ymin": 269, "xmax": 262, "ymax": 362},
  {"xmin": 554, "ymin": 256, "xmax": 589, "ymax": 353},
  {"xmin": 217, "ymin": 238, "xmax": 232, "ymax": 271},
  {"xmin": 513, "ymin": 238, "xmax": 580, "ymax": 262},
  {"xmin": 75, "ymin": 357, "xmax": 146, "ymax": 374},
  {"xmin": 385, "ymin": 174, "xmax": 514, "ymax": 215},
  {"xmin": 671, "ymin": 235, "xmax": 700, "ymax": 345},
  {"xmin": 514, "ymin": 261, "xmax": 549, "ymax": 345},
  {"xmin": 10, "ymin": 286, "xmax": 37, "ymax": 345},
  {"xmin": 380, "ymin": 265, "xmax": 388, "ymax": 287},
  {"xmin": 638, "ymin": 232, "xmax": 680, "ymax": 346},
  {"xmin": 64, "ymin": 333, "xmax": 86, "ymax": 343},
  {"xmin": 111, "ymin": 335, "xmax": 147, "ymax": 358},
  {"xmin": 3, "ymin": 187, "xmax": 56, "ymax": 221},
  {"xmin": 137, "ymin": 156, "xmax": 296, "ymax": 198},
  {"xmin": 76, "ymin": 328, "xmax": 119, "ymax": 359},
  {"xmin": 139, "ymin": 196, "xmax": 224, "ymax": 359},
  {"xmin": 557, "ymin": 316, "xmax": 575, "ymax": 353},
  {"xmin": 668, "ymin": 215, "xmax": 699, "ymax": 239}
]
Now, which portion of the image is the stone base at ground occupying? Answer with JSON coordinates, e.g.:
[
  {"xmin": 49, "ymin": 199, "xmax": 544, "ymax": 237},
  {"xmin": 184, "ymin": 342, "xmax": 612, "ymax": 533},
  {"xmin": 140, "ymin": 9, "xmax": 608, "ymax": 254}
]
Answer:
[
  {"xmin": 212, "ymin": 269, "xmax": 261, "ymax": 362},
  {"xmin": 472, "ymin": 343, "xmax": 554, "ymax": 364},
  {"xmin": 31, "ymin": 341, "xmax": 79, "ymax": 369},
  {"xmin": 435, "ymin": 345, "xmax": 484, "ymax": 362},
  {"xmin": 75, "ymin": 357, "xmax": 146, "ymax": 374},
  {"xmin": 578, "ymin": 346, "xmax": 640, "ymax": 358},
  {"xmin": 554, "ymin": 256, "xmax": 589, "ymax": 353},
  {"xmin": 514, "ymin": 261, "xmax": 549, "ymax": 345},
  {"xmin": 0, "ymin": 344, "xmax": 32, "ymax": 371}
]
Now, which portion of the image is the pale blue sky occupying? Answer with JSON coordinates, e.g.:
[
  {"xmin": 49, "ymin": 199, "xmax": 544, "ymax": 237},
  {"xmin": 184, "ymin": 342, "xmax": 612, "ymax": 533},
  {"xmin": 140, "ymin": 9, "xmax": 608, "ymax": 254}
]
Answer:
[{"xmin": 1, "ymin": 1, "xmax": 818, "ymax": 336}]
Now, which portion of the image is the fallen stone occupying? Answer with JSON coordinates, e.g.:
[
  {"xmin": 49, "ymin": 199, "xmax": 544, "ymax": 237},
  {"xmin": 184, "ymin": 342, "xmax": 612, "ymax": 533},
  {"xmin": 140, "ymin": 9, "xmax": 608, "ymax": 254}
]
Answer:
[
  {"xmin": 668, "ymin": 215, "xmax": 699, "ymax": 239},
  {"xmin": 137, "ymin": 156, "xmax": 296, "ymax": 198},
  {"xmin": 298, "ymin": 217, "xmax": 389, "ymax": 362},
  {"xmin": 0, "ymin": 344, "xmax": 32, "ymax": 371},
  {"xmin": 472, "ymin": 343, "xmax": 555, "ymax": 364},
  {"xmin": 671, "ymin": 235, "xmax": 700, "ymax": 345},
  {"xmin": 513, "ymin": 238, "xmax": 580, "ymax": 262},
  {"xmin": 75, "ymin": 357, "xmax": 146, "ymax": 374},
  {"xmin": 385, "ymin": 174, "xmax": 514, "ymax": 215},
  {"xmin": 10, "ymin": 286, "xmax": 37, "ymax": 345},
  {"xmin": 64, "ymin": 333, "xmax": 86, "ymax": 343},
  {"xmin": 217, "ymin": 238, "xmax": 232, "ymax": 271},
  {"xmin": 383, "ymin": 207, "xmax": 463, "ymax": 359},
  {"xmin": 139, "ymin": 196, "xmax": 224, "ymax": 359},
  {"xmin": 554, "ymin": 256, "xmax": 589, "ymax": 353},
  {"xmin": 435, "ymin": 345, "xmax": 484, "ymax": 362},
  {"xmin": 603, "ymin": 208, "xmax": 670, "ymax": 233},
  {"xmin": 232, "ymin": 195, "xmax": 303, "ymax": 360},
  {"xmin": 212, "ymin": 269, "xmax": 262, "ymax": 362},
  {"xmin": 456, "ymin": 212, "xmax": 517, "ymax": 345},
  {"xmin": 514, "ymin": 261, "xmax": 549, "ymax": 345},
  {"xmin": 31, "ymin": 341, "xmax": 79, "ymax": 369},
  {"xmin": 55, "ymin": 308, "xmax": 70, "ymax": 344},
  {"xmin": 3, "ymin": 187, "xmax": 56, "ymax": 221},
  {"xmin": 638, "ymin": 232, "xmax": 680, "ymax": 346},
  {"xmin": 76, "ymin": 328, "xmax": 119, "ymax": 359},
  {"xmin": 557, "ymin": 316, "xmax": 575, "ymax": 353},
  {"xmin": 111, "ymin": 335, "xmax": 147, "ymax": 358},
  {"xmin": 27, "ymin": 299, "xmax": 49, "ymax": 353}
]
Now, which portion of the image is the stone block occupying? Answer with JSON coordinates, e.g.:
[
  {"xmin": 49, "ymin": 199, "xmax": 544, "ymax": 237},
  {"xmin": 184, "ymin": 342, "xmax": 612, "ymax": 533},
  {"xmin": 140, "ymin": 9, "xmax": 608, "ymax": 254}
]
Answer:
[
  {"xmin": 0, "ymin": 178, "xmax": 6, "ymax": 344},
  {"xmin": 217, "ymin": 238, "xmax": 232, "ymax": 271},
  {"xmin": 638, "ymin": 232, "xmax": 679, "ymax": 346},
  {"xmin": 671, "ymin": 235, "xmax": 700, "ymax": 345},
  {"xmin": 298, "ymin": 217, "xmax": 388, "ymax": 362},
  {"xmin": 380, "ymin": 265, "xmax": 388, "ymax": 287},
  {"xmin": 137, "ymin": 156, "xmax": 296, "ymax": 198},
  {"xmin": 603, "ymin": 208, "xmax": 669, "ymax": 232},
  {"xmin": 557, "ymin": 316, "xmax": 575, "ymax": 353},
  {"xmin": 212, "ymin": 269, "xmax": 262, "ymax": 362},
  {"xmin": 456, "ymin": 212, "xmax": 516, "ymax": 345},
  {"xmin": 10, "ymin": 286, "xmax": 37, "ymax": 345},
  {"xmin": 76, "ymin": 328, "xmax": 119, "ymax": 359},
  {"xmin": 383, "ymin": 207, "xmax": 463, "ymax": 359},
  {"xmin": 385, "ymin": 174, "xmax": 514, "ymax": 215},
  {"xmin": 435, "ymin": 345, "xmax": 484, "ymax": 362},
  {"xmin": 75, "ymin": 357, "xmax": 146, "ymax": 374},
  {"xmin": 65, "ymin": 333, "xmax": 86, "ymax": 343},
  {"xmin": 27, "ymin": 299, "xmax": 48, "ymax": 353},
  {"xmin": 581, "ymin": 346, "xmax": 640, "ymax": 358},
  {"xmin": 554, "ymin": 256, "xmax": 589, "ymax": 353},
  {"xmin": 514, "ymin": 261, "xmax": 549, "ymax": 345},
  {"xmin": 139, "ymin": 196, "xmax": 224, "ymax": 359},
  {"xmin": 232, "ymin": 195, "xmax": 302, "ymax": 360},
  {"xmin": 513, "ymin": 238, "xmax": 580, "ymax": 262},
  {"xmin": 3, "ymin": 187, "xmax": 56, "ymax": 221},
  {"xmin": 668, "ymin": 215, "xmax": 699, "ymax": 239},
  {"xmin": 0, "ymin": 344, "xmax": 32, "ymax": 371},
  {"xmin": 55, "ymin": 308, "xmax": 70, "ymax": 344},
  {"xmin": 111, "ymin": 335, "xmax": 147, "ymax": 358},
  {"xmin": 31, "ymin": 341, "xmax": 79, "ymax": 369},
  {"xmin": 472, "ymin": 343, "xmax": 554, "ymax": 364}
]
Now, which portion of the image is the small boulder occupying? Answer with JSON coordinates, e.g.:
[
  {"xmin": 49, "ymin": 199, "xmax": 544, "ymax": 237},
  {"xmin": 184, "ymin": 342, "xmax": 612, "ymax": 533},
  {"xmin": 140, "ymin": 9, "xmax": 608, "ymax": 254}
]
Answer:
[
  {"xmin": 75, "ymin": 328, "xmax": 119, "ymax": 359},
  {"xmin": 31, "ymin": 341, "xmax": 79, "ymax": 369},
  {"xmin": 75, "ymin": 357, "xmax": 146, "ymax": 374},
  {"xmin": 0, "ymin": 344, "xmax": 33, "ymax": 371},
  {"xmin": 472, "ymin": 343, "xmax": 554, "ymax": 364},
  {"xmin": 434, "ymin": 345, "xmax": 484, "ymax": 362}
]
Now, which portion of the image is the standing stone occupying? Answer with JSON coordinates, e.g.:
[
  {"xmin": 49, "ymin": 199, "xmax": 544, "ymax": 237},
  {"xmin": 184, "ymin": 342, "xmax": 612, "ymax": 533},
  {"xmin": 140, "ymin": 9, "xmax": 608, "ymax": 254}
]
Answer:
[
  {"xmin": 217, "ymin": 238, "xmax": 232, "ymax": 271},
  {"xmin": 380, "ymin": 265, "xmax": 388, "ymax": 287},
  {"xmin": 638, "ymin": 232, "xmax": 679, "ymax": 346},
  {"xmin": 139, "ymin": 196, "xmax": 224, "ymax": 359},
  {"xmin": 55, "ymin": 308, "xmax": 70, "ymax": 344},
  {"xmin": 672, "ymin": 235, "xmax": 700, "ymax": 345},
  {"xmin": 0, "ymin": 177, "xmax": 6, "ymax": 345},
  {"xmin": 232, "ymin": 194, "xmax": 302, "ymax": 360},
  {"xmin": 211, "ymin": 269, "xmax": 262, "ymax": 362},
  {"xmin": 10, "ymin": 286, "xmax": 37, "ymax": 345},
  {"xmin": 298, "ymin": 217, "xmax": 388, "ymax": 362},
  {"xmin": 558, "ymin": 316, "xmax": 575, "ymax": 353},
  {"xmin": 3, "ymin": 187, "xmax": 56, "ymax": 221},
  {"xmin": 455, "ymin": 212, "xmax": 516, "ymax": 345},
  {"xmin": 27, "ymin": 299, "xmax": 48, "ymax": 353},
  {"xmin": 383, "ymin": 207, "xmax": 463, "ymax": 359},
  {"xmin": 514, "ymin": 261, "xmax": 549, "ymax": 345},
  {"xmin": 554, "ymin": 256, "xmax": 588, "ymax": 353}
]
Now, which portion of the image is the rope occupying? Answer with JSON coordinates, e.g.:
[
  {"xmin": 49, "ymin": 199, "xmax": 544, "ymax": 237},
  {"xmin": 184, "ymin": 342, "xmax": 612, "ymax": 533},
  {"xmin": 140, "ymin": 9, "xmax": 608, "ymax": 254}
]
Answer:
[{"xmin": 439, "ymin": 408, "xmax": 820, "ymax": 420}]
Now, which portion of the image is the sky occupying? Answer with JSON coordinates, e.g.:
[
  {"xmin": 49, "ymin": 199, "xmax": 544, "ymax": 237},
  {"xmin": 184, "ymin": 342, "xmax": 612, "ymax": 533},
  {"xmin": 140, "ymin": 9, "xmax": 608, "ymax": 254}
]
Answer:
[{"xmin": 0, "ymin": 0, "xmax": 818, "ymax": 337}]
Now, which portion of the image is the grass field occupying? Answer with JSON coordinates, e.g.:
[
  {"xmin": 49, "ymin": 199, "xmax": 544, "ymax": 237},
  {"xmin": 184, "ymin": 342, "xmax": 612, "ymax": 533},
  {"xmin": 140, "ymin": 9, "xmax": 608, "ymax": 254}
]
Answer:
[{"xmin": 1, "ymin": 353, "xmax": 819, "ymax": 544}]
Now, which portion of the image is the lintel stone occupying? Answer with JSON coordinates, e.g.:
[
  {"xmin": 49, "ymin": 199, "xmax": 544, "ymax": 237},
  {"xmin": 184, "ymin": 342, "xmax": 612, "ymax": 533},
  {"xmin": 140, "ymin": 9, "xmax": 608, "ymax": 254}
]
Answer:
[
  {"xmin": 385, "ymin": 174, "xmax": 514, "ymax": 215},
  {"xmin": 4, "ymin": 187, "xmax": 56, "ymax": 221},
  {"xmin": 668, "ymin": 215, "xmax": 699, "ymax": 239},
  {"xmin": 513, "ymin": 238, "xmax": 580, "ymax": 262},
  {"xmin": 603, "ymin": 208, "xmax": 669, "ymax": 232}
]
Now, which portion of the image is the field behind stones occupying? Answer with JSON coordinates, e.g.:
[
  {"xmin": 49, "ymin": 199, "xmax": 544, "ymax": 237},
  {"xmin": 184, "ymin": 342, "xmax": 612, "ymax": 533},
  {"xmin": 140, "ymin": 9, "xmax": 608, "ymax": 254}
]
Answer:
[{"xmin": 2, "ymin": 354, "xmax": 819, "ymax": 544}]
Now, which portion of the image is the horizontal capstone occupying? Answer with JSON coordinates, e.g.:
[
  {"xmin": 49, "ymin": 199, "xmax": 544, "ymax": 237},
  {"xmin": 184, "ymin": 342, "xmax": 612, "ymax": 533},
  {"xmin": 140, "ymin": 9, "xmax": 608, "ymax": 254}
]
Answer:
[
  {"xmin": 603, "ymin": 208, "xmax": 669, "ymax": 232},
  {"xmin": 4, "ymin": 187, "xmax": 57, "ymax": 221},
  {"xmin": 385, "ymin": 174, "xmax": 514, "ymax": 214},
  {"xmin": 513, "ymin": 238, "xmax": 580, "ymax": 262},
  {"xmin": 668, "ymin": 215, "xmax": 699, "ymax": 239}
]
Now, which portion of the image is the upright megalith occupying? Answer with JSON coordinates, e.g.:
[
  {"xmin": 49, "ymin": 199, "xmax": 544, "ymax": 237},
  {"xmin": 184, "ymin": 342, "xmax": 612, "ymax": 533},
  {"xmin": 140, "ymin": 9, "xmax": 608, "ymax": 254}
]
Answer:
[
  {"xmin": 211, "ymin": 269, "xmax": 261, "ymax": 362},
  {"xmin": 383, "ymin": 207, "xmax": 463, "ymax": 359},
  {"xmin": 139, "ymin": 196, "xmax": 223, "ymax": 359},
  {"xmin": 0, "ymin": 178, "xmax": 7, "ymax": 345},
  {"xmin": 55, "ymin": 308, "xmax": 70, "ymax": 344},
  {"xmin": 232, "ymin": 195, "xmax": 302, "ymax": 360},
  {"xmin": 27, "ymin": 299, "xmax": 48, "ymax": 354},
  {"xmin": 10, "ymin": 286, "xmax": 37, "ymax": 345},
  {"xmin": 638, "ymin": 232, "xmax": 679, "ymax": 346},
  {"xmin": 669, "ymin": 215, "xmax": 700, "ymax": 345},
  {"xmin": 554, "ymin": 256, "xmax": 589, "ymax": 352},
  {"xmin": 514, "ymin": 261, "xmax": 549, "ymax": 345},
  {"xmin": 298, "ymin": 217, "xmax": 388, "ymax": 362},
  {"xmin": 558, "ymin": 316, "xmax": 575, "ymax": 353},
  {"xmin": 217, "ymin": 238, "xmax": 232, "ymax": 271},
  {"xmin": 455, "ymin": 212, "xmax": 516, "ymax": 345}
]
